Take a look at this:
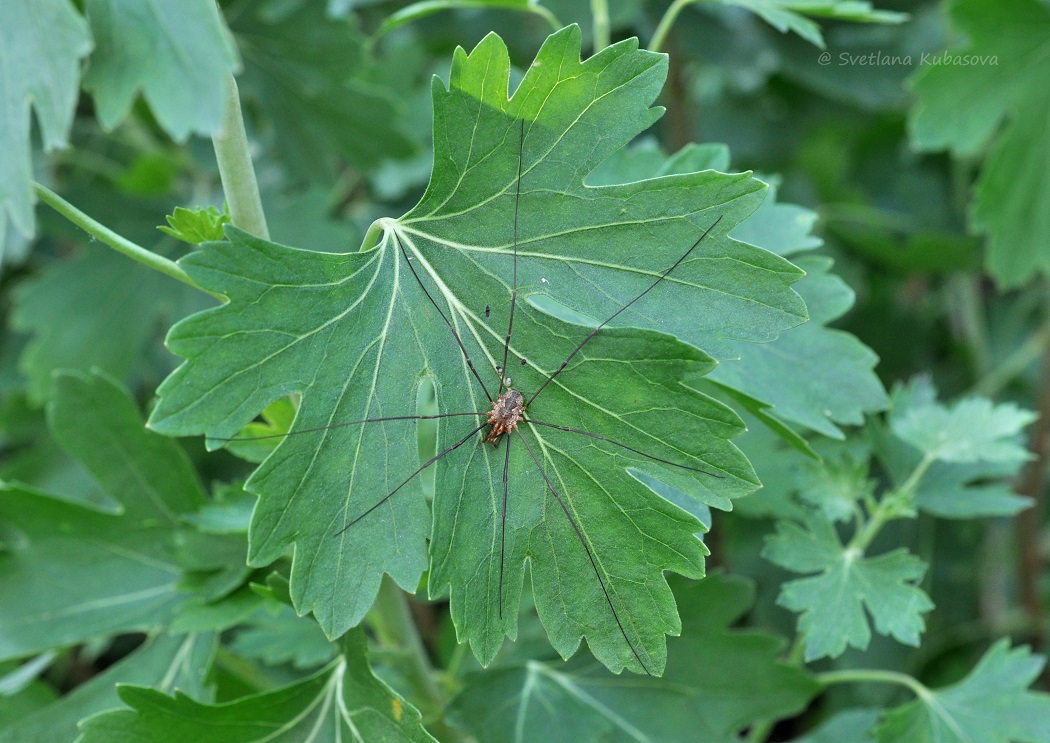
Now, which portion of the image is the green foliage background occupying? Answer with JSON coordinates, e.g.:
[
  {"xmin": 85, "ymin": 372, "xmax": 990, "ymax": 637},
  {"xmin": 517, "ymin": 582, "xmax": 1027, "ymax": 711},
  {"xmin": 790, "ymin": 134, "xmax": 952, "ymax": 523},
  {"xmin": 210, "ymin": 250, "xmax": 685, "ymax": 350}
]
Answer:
[{"xmin": 1, "ymin": 0, "xmax": 1049, "ymax": 741}]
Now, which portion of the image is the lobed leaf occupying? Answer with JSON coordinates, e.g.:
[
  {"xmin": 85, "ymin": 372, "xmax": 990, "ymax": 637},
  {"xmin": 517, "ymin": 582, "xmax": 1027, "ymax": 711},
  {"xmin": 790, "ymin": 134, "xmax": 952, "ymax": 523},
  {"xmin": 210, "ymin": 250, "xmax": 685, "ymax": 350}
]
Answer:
[
  {"xmin": 764, "ymin": 518, "xmax": 934, "ymax": 661},
  {"xmin": 0, "ymin": 0, "xmax": 90, "ymax": 250},
  {"xmin": 874, "ymin": 641, "xmax": 1050, "ymax": 743},
  {"xmin": 148, "ymin": 27, "xmax": 808, "ymax": 674},
  {"xmin": 82, "ymin": 0, "xmax": 239, "ymax": 140}
]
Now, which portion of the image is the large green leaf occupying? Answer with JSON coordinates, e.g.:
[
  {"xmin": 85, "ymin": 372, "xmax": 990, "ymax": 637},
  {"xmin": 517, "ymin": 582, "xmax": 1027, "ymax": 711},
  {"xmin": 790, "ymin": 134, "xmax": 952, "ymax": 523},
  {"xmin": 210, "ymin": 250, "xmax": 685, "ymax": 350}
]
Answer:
[
  {"xmin": 0, "ymin": 0, "xmax": 90, "ymax": 251},
  {"xmin": 149, "ymin": 27, "xmax": 807, "ymax": 674}
]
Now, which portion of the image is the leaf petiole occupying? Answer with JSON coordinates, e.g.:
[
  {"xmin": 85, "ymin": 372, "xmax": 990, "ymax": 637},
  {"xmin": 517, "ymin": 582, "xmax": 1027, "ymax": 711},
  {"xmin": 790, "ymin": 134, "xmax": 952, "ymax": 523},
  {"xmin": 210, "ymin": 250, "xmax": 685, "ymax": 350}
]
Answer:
[
  {"xmin": 32, "ymin": 183, "xmax": 226, "ymax": 302},
  {"xmin": 848, "ymin": 453, "xmax": 934, "ymax": 553},
  {"xmin": 817, "ymin": 667, "xmax": 930, "ymax": 699}
]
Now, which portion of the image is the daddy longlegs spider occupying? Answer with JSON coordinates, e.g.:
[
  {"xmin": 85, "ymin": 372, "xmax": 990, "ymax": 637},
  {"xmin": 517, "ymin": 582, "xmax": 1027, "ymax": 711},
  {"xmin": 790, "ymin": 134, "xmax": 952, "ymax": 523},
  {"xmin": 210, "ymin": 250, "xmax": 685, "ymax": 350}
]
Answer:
[{"xmin": 218, "ymin": 119, "xmax": 726, "ymax": 676}]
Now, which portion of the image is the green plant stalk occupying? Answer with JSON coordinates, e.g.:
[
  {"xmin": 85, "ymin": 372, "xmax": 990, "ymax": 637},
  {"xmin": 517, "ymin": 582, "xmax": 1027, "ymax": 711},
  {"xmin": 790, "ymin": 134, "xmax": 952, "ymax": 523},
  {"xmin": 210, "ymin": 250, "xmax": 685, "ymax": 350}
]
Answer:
[
  {"xmin": 590, "ymin": 0, "xmax": 610, "ymax": 51},
  {"xmin": 213, "ymin": 75, "xmax": 270, "ymax": 239},
  {"xmin": 368, "ymin": 577, "xmax": 467, "ymax": 741},
  {"xmin": 649, "ymin": 0, "xmax": 705, "ymax": 53},
  {"xmin": 972, "ymin": 315, "xmax": 1050, "ymax": 397},
  {"xmin": 32, "ymin": 183, "xmax": 225, "ymax": 302},
  {"xmin": 817, "ymin": 668, "xmax": 930, "ymax": 698},
  {"xmin": 849, "ymin": 453, "xmax": 934, "ymax": 553}
]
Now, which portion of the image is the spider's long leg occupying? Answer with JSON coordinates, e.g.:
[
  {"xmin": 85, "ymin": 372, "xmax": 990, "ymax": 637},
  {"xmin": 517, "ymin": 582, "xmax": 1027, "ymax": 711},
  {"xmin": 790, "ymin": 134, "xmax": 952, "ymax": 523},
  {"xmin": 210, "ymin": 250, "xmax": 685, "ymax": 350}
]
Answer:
[
  {"xmin": 498, "ymin": 119, "xmax": 526, "ymax": 395},
  {"xmin": 395, "ymin": 234, "xmax": 494, "ymax": 403},
  {"xmin": 499, "ymin": 433, "xmax": 512, "ymax": 620},
  {"xmin": 210, "ymin": 411, "xmax": 487, "ymax": 442},
  {"xmin": 527, "ymin": 215, "xmax": 724, "ymax": 407},
  {"xmin": 524, "ymin": 419, "xmax": 722, "ymax": 479},
  {"xmin": 336, "ymin": 422, "xmax": 487, "ymax": 535},
  {"xmin": 514, "ymin": 429, "xmax": 654, "ymax": 676}
]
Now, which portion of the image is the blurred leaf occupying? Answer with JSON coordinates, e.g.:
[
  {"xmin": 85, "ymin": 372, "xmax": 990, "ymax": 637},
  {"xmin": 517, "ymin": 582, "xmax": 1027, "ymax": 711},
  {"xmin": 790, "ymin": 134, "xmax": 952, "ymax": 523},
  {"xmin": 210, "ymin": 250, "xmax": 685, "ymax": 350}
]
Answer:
[
  {"xmin": 909, "ymin": 0, "xmax": 1050, "ymax": 286},
  {"xmin": 0, "ymin": 0, "xmax": 90, "ymax": 249},
  {"xmin": 232, "ymin": 2, "xmax": 415, "ymax": 180},
  {"xmin": 448, "ymin": 574, "xmax": 819, "ymax": 742},
  {"xmin": 146, "ymin": 28, "xmax": 809, "ymax": 675},
  {"xmin": 791, "ymin": 708, "xmax": 880, "ymax": 743},
  {"xmin": 717, "ymin": 0, "xmax": 906, "ymax": 49},
  {"xmin": 874, "ymin": 641, "xmax": 1050, "ymax": 743},
  {"xmin": 0, "ymin": 634, "xmax": 216, "ymax": 743},
  {"xmin": 892, "ymin": 396, "xmax": 1036, "ymax": 464},
  {"xmin": 764, "ymin": 517, "xmax": 933, "ymax": 660},
  {"xmin": 712, "ymin": 254, "xmax": 888, "ymax": 438},
  {"xmin": 870, "ymin": 381, "xmax": 1033, "ymax": 518},
  {"xmin": 796, "ymin": 439, "xmax": 873, "ymax": 522},
  {"xmin": 11, "ymin": 243, "xmax": 206, "ymax": 404},
  {"xmin": 230, "ymin": 604, "xmax": 336, "ymax": 669},
  {"xmin": 82, "ymin": 0, "xmax": 239, "ymax": 140},
  {"xmin": 0, "ymin": 372, "xmax": 204, "ymax": 660},
  {"xmin": 159, "ymin": 206, "xmax": 231, "ymax": 245},
  {"xmin": 78, "ymin": 629, "xmax": 436, "ymax": 743}
]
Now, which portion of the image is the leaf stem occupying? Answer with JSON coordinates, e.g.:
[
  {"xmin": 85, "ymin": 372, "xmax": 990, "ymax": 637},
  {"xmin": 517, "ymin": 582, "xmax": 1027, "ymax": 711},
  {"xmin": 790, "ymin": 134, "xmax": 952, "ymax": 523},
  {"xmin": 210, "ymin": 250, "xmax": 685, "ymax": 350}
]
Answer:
[
  {"xmin": 32, "ymin": 183, "xmax": 225, "ymax": 301},
  {"xmin": 972, "ymin": 313, "xmax": 1050, "ymax": 398},
  {"xmin": 649, "ymin": 0, "xmax": 706, "ymax": 53},
  {"xmin": 590, "ymin": 0, "xmax": 610, "ymax": 51},
  {"xmin": 849, "ymin": 453, "xmax": 934, "ymax": 553},
  {"xmin": 817, "ymin": 668, "xmax": 930, "ymax": 699},
  {"xmin": 368, "ymin": 577, "xmax": 467, "ymax": 740},
  {"xmin": 212, "ymin": 75, "xmax": 270, "ymax": 239}
]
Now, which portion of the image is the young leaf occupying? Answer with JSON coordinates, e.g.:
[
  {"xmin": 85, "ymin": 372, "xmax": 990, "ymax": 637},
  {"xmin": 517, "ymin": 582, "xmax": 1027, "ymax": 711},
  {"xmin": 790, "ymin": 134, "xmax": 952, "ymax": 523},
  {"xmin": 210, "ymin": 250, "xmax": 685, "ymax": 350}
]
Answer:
[
  {"xmin": 147, "ymin": 27, "xmax": 810, "ymax": 674},
  {"xmin": 77, "ymin": 629, "xmax": 436, "ymax": 743},
  {"xmin": 159, "ymin": 206, "xmax": 231, "ymax": 246},
  {"xmin": 448, "ymin": 574, "xmax": 819, "ymax": 742},
  {"xmin": 763, "ymin": 517, "xmax": 934, "ymax": 661},
  {"xmin": 0, "ymin": 0, "xmax": 90, "ymax": 248},
  {"xmin": 909, "ymin": 0, "xmax": 1050, "ymax": 286},
  {"xmin": 82, "ymin": 0, "xmax": 240, "ymax": 140},
  {"xmin": 0, "ymin": 372, "xmax": 205, "ymax": 659},
  {"xmin": 892, "ymin": 396, "xmax": 1036, "ymax": 464},
  {"xmin": 874, "ymin": 641, "xmax": 1050, "ymax": 743}
]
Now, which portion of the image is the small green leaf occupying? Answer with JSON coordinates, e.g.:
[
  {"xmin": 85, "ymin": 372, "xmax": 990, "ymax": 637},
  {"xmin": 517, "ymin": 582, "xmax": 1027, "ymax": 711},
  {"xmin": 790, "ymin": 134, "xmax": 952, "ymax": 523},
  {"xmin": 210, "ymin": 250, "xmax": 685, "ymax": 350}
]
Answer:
[
  {"xmin": 892, "ymin": 396, "xmax": 1036, "ymax": 464},
  {"xmin": 448, "ymin": 574, "xmax": 819, "ymax": 742},
  {"xmin": 791, "ymin": 709, "xmax": 880, "ymax": 743},
  {"xmin": 82, "ymin": 0, "xmax": 240, "ymax": 140},
  {"xmin": 764, "ymin": 518, "xmax": 934, "ymax": 660},
  {"xmin": 874, "ymin": 641, "xmax": 1050, "ymax": 743},
  {"xmin": 159, "ymin": 206, "xmax": 231, "ymax": 246},
  {"xmin": 0, "ymin": 0, "xmax": 91, "ymax": 247},
  {"xmin": 77, "ymin": 629, "xmax": 436, "ymax": 743}
]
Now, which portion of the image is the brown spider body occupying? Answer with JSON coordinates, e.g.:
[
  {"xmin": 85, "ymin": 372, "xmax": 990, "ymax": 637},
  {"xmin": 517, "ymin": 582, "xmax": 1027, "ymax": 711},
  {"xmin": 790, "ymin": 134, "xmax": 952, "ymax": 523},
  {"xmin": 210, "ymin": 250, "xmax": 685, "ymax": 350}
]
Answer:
[{"xmin": 485, "ymin": 389, "xmax": 525, "ymax": 445}]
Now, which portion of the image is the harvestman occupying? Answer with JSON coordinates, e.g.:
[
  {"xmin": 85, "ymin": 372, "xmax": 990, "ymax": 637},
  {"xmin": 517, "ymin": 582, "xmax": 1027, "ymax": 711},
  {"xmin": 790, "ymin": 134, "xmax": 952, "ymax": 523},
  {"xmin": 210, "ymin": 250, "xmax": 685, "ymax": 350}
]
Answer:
[{"xmin": 227, "ymin": 120, "xmax": 724, "ymax": 675}]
